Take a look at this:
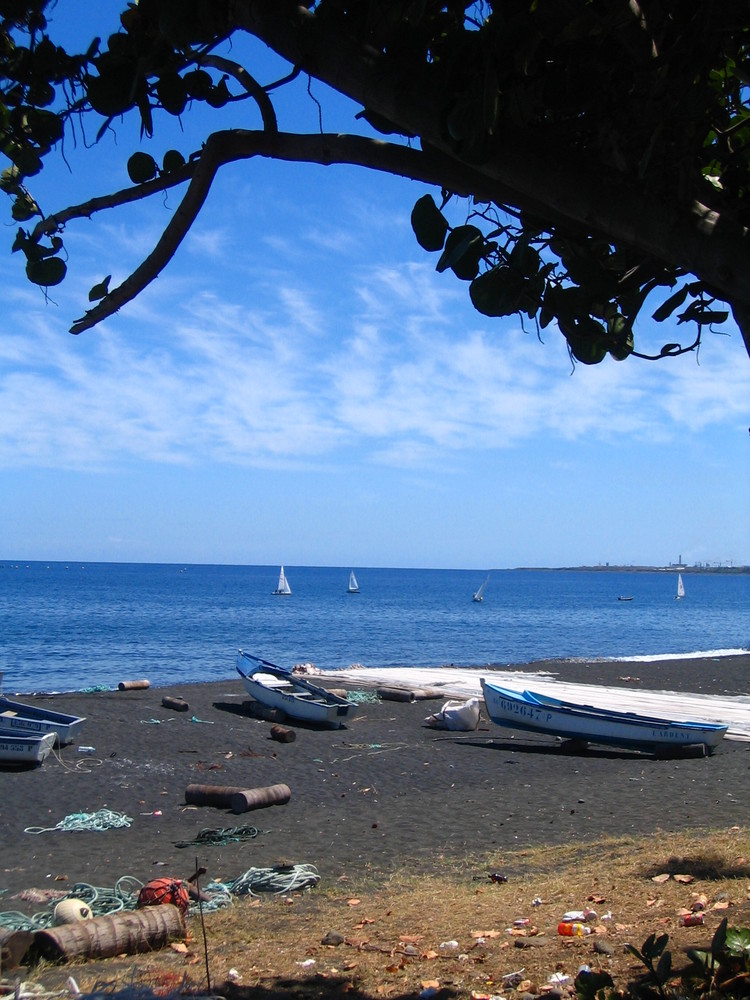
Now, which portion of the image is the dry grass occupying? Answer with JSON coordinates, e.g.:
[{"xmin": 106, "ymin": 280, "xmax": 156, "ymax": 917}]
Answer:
[{"xmin": 21, "ymin": 827, "xmax": 750, "ymax": 1000}]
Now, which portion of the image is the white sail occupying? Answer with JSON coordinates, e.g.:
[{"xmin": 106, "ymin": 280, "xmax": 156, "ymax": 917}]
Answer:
[
  {"xmin": 273, "ymin": 565, "xmax": 291, "ymax": 595},
  {"xmin": 472, "ymin": 575, "xmax": 490, "ymax": 602},
  {"xmin": 675, "ymin": 573, "xmax": 685, "ymax": 599},
  {"xmin": 348, "ymin": 570, "xmax": 359, "ymax": 593}
]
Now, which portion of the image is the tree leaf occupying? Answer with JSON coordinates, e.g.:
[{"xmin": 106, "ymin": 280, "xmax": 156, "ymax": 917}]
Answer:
[
  {"xmin": 436, "ymin": 225, "xmax": 484, "ymax": 280},
  {"xmin": 410, "ymin": 194, "xmax": 448, "ymax": 252},
  {"xmin": 26, "ymin": 256, "xmax": 67, "ymax": 286},
  {"xmin": 127, "ymin": 151, "xmax": 157, "ymax": 184},
  {"xmin": 652, "ymin": 285, "xmax": 688, "ymax": 322},
  {"xmin": 88, "ymin": 275, "xmax": 112, "ymax": 301}
]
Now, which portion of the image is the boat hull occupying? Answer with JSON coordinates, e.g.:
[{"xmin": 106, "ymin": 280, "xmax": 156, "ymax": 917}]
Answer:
[
  {"xmin": 0, "ymin": 728, "xmax": 56, "ymax": 765},
  {"xmin": 0, "ymin": 696, "xmax": 85, "ymax": 745},
  {"xmin": 480, "ymin": 680, "xmax": 727, "ymax": 754},
  {"xmin": 236, "ymin": 651, "xmax": 354, "ymax": 728}
]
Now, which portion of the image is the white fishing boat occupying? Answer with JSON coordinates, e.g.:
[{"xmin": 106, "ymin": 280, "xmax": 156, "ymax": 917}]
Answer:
[
  {"xmin": 675, "ymin": 573, "xmax": 685, "ymax": 599},
  {"xmin": 472, "ymin": 575, "xmax": 489, "ymax": 602},
  {"xmin": 236, "ymin": 650, "xmax": 355, "ymax": 727},
  {"xmin": 480, "ymin": 679, "xmax": 727, "ymax": 755},
  {"xmin": 272, "ymin": 565, "xmax": 292, "ymax": 596},
  {"xmin": 0, "ymin": 695, "xmax": 85, "ymax": 745},
  {"xmin": 0, "ymin": 728, "xmax": 56, "ymax": 766},
  {"xmin": 347, "ymin": 570, "xmax": 359, "ymax": 594}
]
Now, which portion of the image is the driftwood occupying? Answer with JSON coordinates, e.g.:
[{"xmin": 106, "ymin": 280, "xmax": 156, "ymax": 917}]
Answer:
[
  {"xmin": 242, "ymin": 699, "xmax": 287, "ymax": 722},
  {"xmin": 185, "ymin": 782, "xmax": 291, "ymax": 814},
  {"xmin": 0, "ymin": 928, "xmax": 35, "ymax": 971},
  {"xmin": 117, "ymin": 679, "xmax": 150, "ymax": 691},
  {"xmin": 377, "ymin": 686, "xmax": 416, "ymax": 702},
  {"xmin": 161, "ymin": 695, "xmax": 189, "ymax": 712},
  {"xmin": 32, "ymin": 904, "xmax": 185, "ymax": 963},
  {"xmin": 270, "ymin": 724, "xmax": 296, "ymax": 743}
]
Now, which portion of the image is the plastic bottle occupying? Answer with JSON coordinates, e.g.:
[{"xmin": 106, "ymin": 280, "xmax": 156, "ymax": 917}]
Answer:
[{"xmin": 558, "ymin": 922, "xmax": 592, "ymax": 936}]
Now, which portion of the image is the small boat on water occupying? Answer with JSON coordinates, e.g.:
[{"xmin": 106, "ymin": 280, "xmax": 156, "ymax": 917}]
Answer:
[
  {"xmin": 0, "ymin": 728, "xmax": 56, "ymax": 766},
  {"xmin": 617, "ymin": 595, "xmax": 633, "ymax": 601},
  {"xmin": 347, "ymin": 570, "xmax": 359, "ymax": 594},
  {"xmin": 273, "ymin": 565, "xmax": 292, "ymax": 596},
  {"xmin": 236, "ymin": 650, "xmax": 355, "ymax": 727},
  {"xmin": 480, "ymin": 679, "xmax": 727, "ymax": 755},
  {"xmin": 0, "ymin": 695, "xmax": 85, "ymax": 745},
  {"xmin": 675, "ymin": 573, "xmax": 685, "ymax": 599},
  {"xmin": 472, "ymin": 575, "xmax": 490, "ymax": 602}
]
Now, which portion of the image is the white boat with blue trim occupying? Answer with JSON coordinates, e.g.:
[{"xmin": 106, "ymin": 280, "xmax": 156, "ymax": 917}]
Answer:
[
  {"xmin": 0, "ymin": 728, "xmax": 56, "ymax": 765},
  {"xmin": 0, "ymin": 695, "xmax": 85, "ymax": 746},
  {"xmin": 236, "ymin": 650, "xmax": 355, "ymax": 727},
  {"xmin": 480, "ymin": 679, "xmax": 728, "ymax": 754}
]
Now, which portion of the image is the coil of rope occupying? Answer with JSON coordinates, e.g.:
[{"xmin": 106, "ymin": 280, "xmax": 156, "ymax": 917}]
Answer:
[{"xmin": 24, "ymin": 809, "xmax": 133, "ymax": 834}]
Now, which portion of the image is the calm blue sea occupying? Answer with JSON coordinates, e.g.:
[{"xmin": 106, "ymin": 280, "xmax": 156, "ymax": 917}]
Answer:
[{"xmin": 0, "ymin": 562, "xmax": 748, "ymax": 694}]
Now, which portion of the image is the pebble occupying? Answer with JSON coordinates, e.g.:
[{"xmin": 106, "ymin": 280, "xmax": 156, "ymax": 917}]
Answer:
[
  {"xmin": 593, "ymin": 939, "xmax": 614, "ymax": 956},
  {"xmin": 514, "ymin": 936, "xmax": 549, "ymax": 949}
]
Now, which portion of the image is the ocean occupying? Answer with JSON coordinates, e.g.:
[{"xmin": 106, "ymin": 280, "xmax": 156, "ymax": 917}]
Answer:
[{"xmin": 0, "ymin": 561, "xmax": 748, "ymax": 694}]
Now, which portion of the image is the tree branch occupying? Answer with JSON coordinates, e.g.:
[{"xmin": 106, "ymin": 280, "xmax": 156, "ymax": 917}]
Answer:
[
  {"xmin": 68, "ymin": 130, "xmax": 510, "ymax": 334},
  {"xmin": 227, "ymin": 0, "xmax": 750, "ymax": 320}
]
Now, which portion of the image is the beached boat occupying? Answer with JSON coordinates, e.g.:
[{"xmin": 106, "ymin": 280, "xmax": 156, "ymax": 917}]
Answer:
[
  {"xmin": 0, "ymin": 728, "xmax": 56, "ymax": 766},
  {"xmin": 236, "ymin": 650, "xmax": 355, "ymax": 727},
  {"xmin": 0, "ymin": 695, "xmax": 85, "ymax": 745},
  {"xmin": 273, "ymin": 565, "xmax": 291, "ymax": 596},
  {"xmin": 472, "ymin": 575, "xmax": 490, "ymax": 602},
  {"xmin": 480, "ymin": 679, "xmax": 728, "ymax": 754},
  {"xmin": 675, "ymin": 573, "xmax": 685, "ymax": 599},
  {"xmin": 347, "ymin": 570, "xmax": 359, "ymax": 594}
]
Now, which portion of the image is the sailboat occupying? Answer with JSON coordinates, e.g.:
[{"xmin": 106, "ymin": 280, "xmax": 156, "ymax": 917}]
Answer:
[
  {"xmin": 272, "ymin": 565, "xmax": 292, "ymax": 596},
  {"xmin": 472, "ymin": 575, "xmax": 490, "ymax": 603},
  {"xmin": 347, "ymin": 570, "xmax": 360, "ymax": 594},
  {"xmin": 675, "ymin": 573, "xmax": 685, "ymax": 600}
]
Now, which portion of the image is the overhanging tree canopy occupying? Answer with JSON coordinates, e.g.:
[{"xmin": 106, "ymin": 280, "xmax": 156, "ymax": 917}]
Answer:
[{"xmin": 2, "ymin": 0, "xmax": 749, "ymax": 365}]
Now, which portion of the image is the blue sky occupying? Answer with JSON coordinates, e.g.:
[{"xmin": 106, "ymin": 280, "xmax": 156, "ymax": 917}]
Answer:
[{"xmin": 1, "ymin": 4, "xmax": 749, "ymax": 569}]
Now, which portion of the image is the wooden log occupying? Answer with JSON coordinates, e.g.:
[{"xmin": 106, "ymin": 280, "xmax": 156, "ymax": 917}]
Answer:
[
  {"xmin": 118, "ymin": 679, "xmax": 150, "ymax": 691},
  {"xmin": 32, "ymin": 904, "xmax": 185, "ymax": 964},
  {"xmin": 377, "ymin": 686, "xmax": 416, "ymax": 702},
  {"xmin": 161, "ymin": 695, "xmax": 189, "ymax": 712},
  {"xmin": 1, "ymin": 928, "xmax": 35, "ymax": 971},
  {"xmin": 242, "ymin": 699, "xmax": 287, "ymax": 722},
  {"xmin": 185, "ymin": 782, "xmax": 291, "ymax": 813},
  {"xmin": 270, "ymin": 724, "xmax": 296, "ymax": 743},
  {"xmin": 230, "ymin": 784, "xmax": 291, "ymax": 814}
]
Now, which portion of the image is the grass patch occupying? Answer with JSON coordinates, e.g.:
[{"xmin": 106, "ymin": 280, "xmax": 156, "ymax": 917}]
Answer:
[{"xmin": 17, "ymin": 827, "xmax": 750, "ymax": 1000}]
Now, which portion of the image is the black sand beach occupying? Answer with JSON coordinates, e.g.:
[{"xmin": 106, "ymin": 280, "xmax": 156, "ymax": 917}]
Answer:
[{"xmin": 1, "ymin": 656, "xmax": 748, "ymax": 913}]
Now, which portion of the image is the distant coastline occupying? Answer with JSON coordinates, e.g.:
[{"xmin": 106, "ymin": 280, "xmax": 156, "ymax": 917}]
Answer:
[{"xmin": 515, "ymin": 565, "xmax": 750, "ymax": 574}]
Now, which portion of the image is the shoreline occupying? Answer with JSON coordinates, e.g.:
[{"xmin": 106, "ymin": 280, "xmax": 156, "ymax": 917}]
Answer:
[
  {"xmin": 2, "ymin": 647, "xmax": 748, "ymax": 699},
  {"xmin": 0, "ymin": 653, "xmax": 748, "ymax": 912}
]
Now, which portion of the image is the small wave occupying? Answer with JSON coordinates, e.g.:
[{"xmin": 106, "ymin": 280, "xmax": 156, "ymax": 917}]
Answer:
[{"xmin": 579, "ymin": 648, "xmax": 749, "ymax": 664}]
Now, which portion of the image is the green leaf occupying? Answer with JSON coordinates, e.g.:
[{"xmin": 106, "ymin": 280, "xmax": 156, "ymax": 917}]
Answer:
[
  {"xmin": 26, "ymin": 256, "xmax": 67, "ymax": 287},
  {"xmin": 127, "ymin": 151, "xmax": 157, "ymax": 184},
  {"xmin": 656, "ymin": 949, "xmax": 672, "ymax": 984},
  {"xmin": 411, "ymin": 194, "xmax": 448, "ymax": 252},
  {"xmin": 724, "ymin": 924, "xmax": 750, "ymax": 957},
  {"xmin": 0, "ymin": 165, "xmax": 22, "ymax": 194},
  {"xmin": 88, "ymin": 275, "xmax": 111, "ymax": 301},
  {"xmin": 11, "ymin": 192, "xmax": 40, "ymax": 221}
]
